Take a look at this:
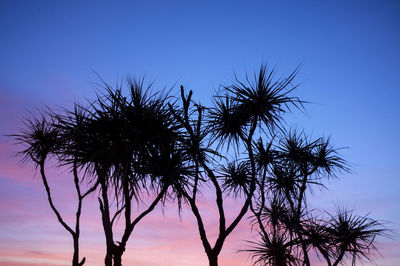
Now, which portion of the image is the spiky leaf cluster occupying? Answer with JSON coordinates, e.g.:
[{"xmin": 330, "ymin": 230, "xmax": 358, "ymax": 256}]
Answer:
[
  {"xmin": 220, "ymin": 161, "xmax": 252, "ymax": 197},
  {"xmin": 246, "ymin": 232, "xmax": 301, "ymax": 266},
  {"xmin": 208, "ymin": 64, "xmax": 302, "ymax": 149},
  {"xmin": 246, "ymin": 129, "xmax": 385, "ymax": 266},
  {"xmin": 14, "ymin": 114, "xmax": 60, "ymax": 164}
]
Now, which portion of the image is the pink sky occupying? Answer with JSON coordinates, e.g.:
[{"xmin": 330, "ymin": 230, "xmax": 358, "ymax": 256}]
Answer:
[{"xmin": 0, "ymin": 136, "xmax": 399, "ymax": 265}]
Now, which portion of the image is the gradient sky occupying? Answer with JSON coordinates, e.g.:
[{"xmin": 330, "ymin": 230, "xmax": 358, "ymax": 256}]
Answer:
[{"xmin": 1, "ymin": 1, "xmax": 399, "ymax": 265}]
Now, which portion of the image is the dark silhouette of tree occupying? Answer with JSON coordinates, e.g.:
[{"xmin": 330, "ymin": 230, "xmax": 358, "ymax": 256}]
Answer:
[
  {"xmin": 14, "ymin": 78, "xmax": 191, "ymax": 266},
  {"xmin": 168, "ymin": 65, "xmax": 303, "ymax": 266},
  {"xmin": 13, "ymin": 114, "xmax": 96, "ymax": 266},
  {"xmin": 52, "ymin": 79, "xmax": 191, "ymax": 266},
  {"xmin": 245, "ymin": 130, "xmax": 387, "ymax": 265},
  {"xmin": 13, "ymin": 64, "xmax": 387, "ymax": 266}
]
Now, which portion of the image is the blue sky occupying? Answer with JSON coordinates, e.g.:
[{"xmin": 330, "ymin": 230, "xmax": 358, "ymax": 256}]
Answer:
[{"xmin": 0, "ymin": 1, "xmax": 399, "ymax": 265}]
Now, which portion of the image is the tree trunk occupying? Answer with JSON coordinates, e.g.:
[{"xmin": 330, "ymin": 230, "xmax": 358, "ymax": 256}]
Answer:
[
  {"xmin": 98, "ymin": 177, "xmax": 114, "ymax": 266},
  {"xmin": 72, "ymin": 240, "xmax": 85, "ymax": 266},
  {"xmin": 72, "ymin": 236, "xmax": 86, "ymax": 265},
  {"xmin": 207, "ymin": 253, "xmax": 218, "ymax": 266},
  {"xmin": 104, "ymin": 249, "xmax": 112, "ymax": 266},
  {"xmin": 112, "ymin": 246, "xmax": 125, "ymax": 266},
  {"xmin": 113, "ymin": 255, "xmax": 122, "ymax": 266},
  {"xmin": 72, "ymin": 235, "xmax": 79, "ymax": 266}
]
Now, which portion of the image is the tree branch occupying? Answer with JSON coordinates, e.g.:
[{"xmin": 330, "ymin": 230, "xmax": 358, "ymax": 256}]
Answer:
[{"xmin": 39, "ymin": 160, "xmax": 75, "ymax": 236}]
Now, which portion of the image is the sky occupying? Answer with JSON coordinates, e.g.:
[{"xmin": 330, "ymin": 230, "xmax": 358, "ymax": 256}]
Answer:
[{"xmin": 0, "ymin": 0, "xmax": 399, "ymax": 265}]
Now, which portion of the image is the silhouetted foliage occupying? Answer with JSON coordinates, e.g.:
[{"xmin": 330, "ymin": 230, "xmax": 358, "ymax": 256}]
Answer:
[
  {"xmin": 13, "ymin": 64, "xmax": 387, "ymax": 266},
  {"xmin": 246, "ymin": 129, "xmax": 386, "ymax": 266},
  {"xmin": 13, "ymin": 113, "xmax": 92, "ymax": 266},
  {"xmin": 52, "ymin": 78, "xmax": 190, "ymax": 266},
  {"xmin": 165, "ymin": 64, "xmax": 307, "ymax": 266}
]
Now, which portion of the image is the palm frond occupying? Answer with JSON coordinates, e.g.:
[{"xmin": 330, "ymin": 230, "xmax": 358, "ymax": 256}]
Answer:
[
  {"xmin": 12, "ymin": 111, "xmax": 60, "ymax": 164},
  {"xmin": 208, "ymin": 95, "xmax": 249, "ymax": 149},
  {"xmin": 326, "ymin": 207, "xmax": 387, "ymax": 265},
  {"xmin": 244, "ymin": 231, "xmax": 301, "ymax": 266},
  {"xmin": 219, "ymin": 160, "xmax": 252, "ymax": 197},
  {"xmin": 254, "ymin": 138, "xmax": 277, "ymax": 171},
  {"xmin": 259, "ymin": 196, "xmax": 292, "ymax": 230},
  {"xmin": 226, "ymin": 64, "xmax": 304, "ymax": 133}
]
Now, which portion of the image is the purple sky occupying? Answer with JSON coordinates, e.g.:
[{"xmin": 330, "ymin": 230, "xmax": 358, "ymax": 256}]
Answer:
[{"xmin": 1, "ymin": 1, "xmax": 399, "ymax": 265}]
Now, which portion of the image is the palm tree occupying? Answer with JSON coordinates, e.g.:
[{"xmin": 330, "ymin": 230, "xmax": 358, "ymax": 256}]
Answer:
[
  {"xmin": 275, "ymin": 132, "xmax": 348, "ymax": 265},
  {"xmin": 13, "ymin": 64, "xmax": 388, "ymax": 266},
  {"xmin": 55, "ymin": 78, "xmax": 190, "ymax": 266},
  {"xmin": 13, "ymin": 113, "xmax": 96, "ymax": 266},
  {"xmin": 246, "ymin": 130, "xmax": 386, "ymax": 266},
  {"xmin": 169, "ymin": 64, "xmax": 302, "ymax": 266}
]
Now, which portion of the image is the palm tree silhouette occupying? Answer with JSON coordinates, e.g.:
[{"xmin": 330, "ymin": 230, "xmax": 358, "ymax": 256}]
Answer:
[
  {"xmin": 328, "ymin": 208, "xmax": 386, "ymax": 266},
  {"xmin": 13, "ymin": 64, "xmax": 388, "ymax": 266},
  {"xmin": 13, "ymin": 113, "xmax": 96, "ymax": 266},
  {"xmin": 168, "ymin": 64, "xmax": 303, "ymax": 266},
  {"xmin": 53, "ymin": 78, "xmax": 191, "ymax": 266},
  {"xmin": 246, "ymin": 129, "xmax": 386, "ymax": 265}
]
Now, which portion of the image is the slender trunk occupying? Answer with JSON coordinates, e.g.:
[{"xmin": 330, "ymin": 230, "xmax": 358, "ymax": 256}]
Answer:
[
  {"xmin": 207, "ymin": 252, "xmax": 218, "ymax": 266},
  {"xmin": 98, "ymin": 178, "xmax": 113, "ymax": 266},
  {"xmin": 113, "ymin": 246, "xmax": 125, "ymax": 266},
  {"xmin": 296, "ymin": 171, "xmax": 310, "ymax": 266},
  {"xmin": 114, "ymin": 184, "xmax": 169, "ymax": 265},
  {"xmin": 72, "ymin": 235, "xmax": 85, "ymax": 266},
  {"xmin": 104, "ymin": 250, "xmax": 112, "ymax": 266},
  {"xmin": 72, "ymin": 163, "xmax": 85, "ymax": 266},
  {"xmin": 72, "ymin": 235, "xmax": 79, "ymax": 266},
  {"xmin": 102, "ymin": 223, "xmax": 114, "ymax": 266},
  {"xmin": 39, "ymin": 160, "xmax": 83, "ymax": 265}
]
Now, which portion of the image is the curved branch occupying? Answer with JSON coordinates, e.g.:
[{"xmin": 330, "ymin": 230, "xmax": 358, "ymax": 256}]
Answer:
[
  {"xmin": 182, "ymin": 191, "xmax": 212, "ymax": 255},
  {"xmin": 39, "ymin": 160, "xmax": 75, "ymax": 236},
  {"xmin": 120, "ymin": 184, "xmax": 170, "ymax": 245}
]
